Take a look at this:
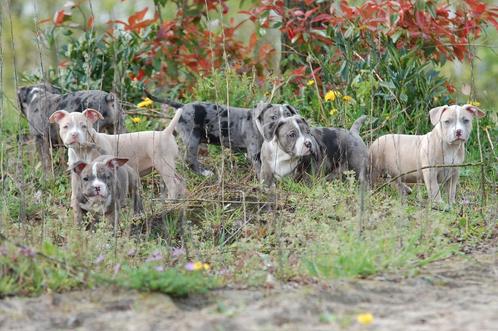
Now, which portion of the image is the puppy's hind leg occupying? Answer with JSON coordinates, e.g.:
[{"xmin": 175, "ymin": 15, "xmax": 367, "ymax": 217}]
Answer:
[
  {"xmin": 184, "ymin": 128, "xmax": 213, "ymax": 176},
  {"xmin": 36, "ymin": 135, "xmax": 53, "ymax": 176},
  {"xmin": 156, "ymin": 160, "xmax": 185, "ymax": 200}
]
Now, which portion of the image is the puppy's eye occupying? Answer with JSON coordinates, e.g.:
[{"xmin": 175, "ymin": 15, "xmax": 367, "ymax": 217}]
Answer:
[
  {"xmin": 288, "ymin": 132, "xmax": 296, "ymax": 138},
  {"xmin": 83, "ymin": 177, "xmax": 89, "ymax": 181},
  {"xmin": 443, "ymin": 120, "xmax": 451, "ymax": 125},
  {"xmin": 63, "ymin": 125, "xmax": 69, "ymax": 129},
  {"xmin": 271, "ymin": 115, "xmax": 277, "ymax": 120},
  {"xmin": 462, "ymin": 118, "xmax": 470, "ymax": 124},
  {"xmin": 82, "ymin": 124, "xmax": 87, "ymax": 129}
]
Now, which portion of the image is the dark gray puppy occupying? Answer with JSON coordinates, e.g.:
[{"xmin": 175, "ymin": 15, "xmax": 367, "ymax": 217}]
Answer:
[
  {"xmin": 71, "ymin": 155, "xmax": 142, "ymax": 224},
  {"xmin": 17, "ymin": 85, "xmax": 124, "ymax": 173},
  {"xmin": 145, "ymin": 91, "xmax": 298, "ymax": 177},
  {"xmin": 260, "ymin": 115, "xmax": 368, "ymax": 186},
  {"xmin": 310, "ymin": 115, "xmax": 369, "ymax": 183}
]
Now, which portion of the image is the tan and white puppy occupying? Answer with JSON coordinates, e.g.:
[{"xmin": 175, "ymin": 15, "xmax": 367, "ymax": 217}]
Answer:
[
  {"xmin": 369, "ymin": 104, "xmax": 485, "ymax": 205},
  {"xmin": 49, "ymin": 108, "xmax": 186, "ymax": 202}
]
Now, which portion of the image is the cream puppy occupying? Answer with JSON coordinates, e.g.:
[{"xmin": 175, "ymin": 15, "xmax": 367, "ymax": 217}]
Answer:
[
  {"xmin": 369, "ymin": 104, "xmax": 485, "ymax": 205},
  {"xmin": 49, "ymin": 108, "xmax": 185, "ymax": 202}
]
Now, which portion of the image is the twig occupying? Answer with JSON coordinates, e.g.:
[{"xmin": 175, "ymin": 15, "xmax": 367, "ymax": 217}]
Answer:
[{"xmin": 372, "ymin": 161, "xmax": 489, "ymax": 195}]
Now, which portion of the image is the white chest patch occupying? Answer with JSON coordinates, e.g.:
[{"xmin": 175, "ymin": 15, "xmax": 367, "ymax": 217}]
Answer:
[
  {"xmin": 269, "ymin": 141, "xmax": 299, "ymax": 179},
  {"xmin": 79, "ymin": 195, "xmax": 112, "ymax": 214}
]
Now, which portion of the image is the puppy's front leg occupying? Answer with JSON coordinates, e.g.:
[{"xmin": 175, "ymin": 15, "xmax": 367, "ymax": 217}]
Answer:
[
  {"xmin": 247, "ymin": 142, "xmax": 262, "ymax": 180},
  {"xmin": 70, "ymin": 173, "xmax": 83, "ymax": 224},
  {"xmin": 422, "ymin": 168, "xmax": 443, "ymax": 204},
  {"xmin": 36, "ymin": 135, "xmax": 52, "ymax": 176},
  {"xmin": 260, "ymin": 161, "xmax": 274, "ymax": 187},
  {"xmin": 447, "ymin": 169, "xmax": 459, "ymax": 204}
]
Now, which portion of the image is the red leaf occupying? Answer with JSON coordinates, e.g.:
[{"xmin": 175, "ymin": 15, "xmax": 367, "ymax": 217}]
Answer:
[
  {"xmin": 87, "ymin": 16, "xmax": 94, "ymax": 29},
  {"xmin": 291, "ymin": 66, "xmax": 306, "ymax": 77},
  {"xmin": 248, "ymin": 32, "xmax": 258, "ymax": 51},
  {"xmin": 53, "ymin": 10, "xmax": 66, "ymax": 26},
  {"xmin": 128, "ymin": 8, "xmax": 148, "ymax": 27}
]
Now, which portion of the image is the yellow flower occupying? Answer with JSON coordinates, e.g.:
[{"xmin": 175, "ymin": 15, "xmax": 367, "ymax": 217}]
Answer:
[
  {"xmin": 137, "ymin": 97, "xmax": 153, "ymax": 108},
  {"xmin": 469, "ymin": 100, "xmax": 480, "ymax": 107},
  {"xmin": 192, "ymin": 261, "xmax": 203, "ymax": 271},
  {"xmin": 202, "ymin": 263, "xmax": 210, "ymax": 271},
  {"xmin": 324, "ymin": 90, "xmax": 337, "ymax": 102},
  {"xmin": 342, "ymin": 95, "xmax": 353, "ymax": 103},
  {"xmin": 329, "ymin": 108, "xmax": 338, "ymax": 116},
  {"xmin": 131, "ymin": 117, "xmax": 142, "ymax": 124},
  {"xmin": 357, "ymin": 312, "xmax": 374, "ymax": 325},
  {"xmin": 385, "ymin": 114, "xmax": 391, "ymax": 120},
  {"xmin": 307, "ymin": 79, "xmax": 315, "ymax": 86}
]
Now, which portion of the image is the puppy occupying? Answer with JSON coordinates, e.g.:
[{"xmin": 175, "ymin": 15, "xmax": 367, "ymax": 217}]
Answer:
[
  {"xmin": 146, "ymin": 91, "xmax": 297, "ymax": 177},
  {"xmin": 17, "ymin": 85, "xmax": 124, "ymax": 173},
  {"xmin": 260, "ymin": 115, "xmax": 368, "ymax": 186},
  {"xmin": 369, "ymin": 104, "xmax": 485, "ymax": 205},
  {"xmin": 17, "ymin": 83, "xmax": 61, "ymax": 116},
  {"xmin": 49, "ymin": 108, "xmax": 185, "ymax": 201},
  {"xmin": 71, "ymin": 155, "xmax": 142, "ymax": 224}
]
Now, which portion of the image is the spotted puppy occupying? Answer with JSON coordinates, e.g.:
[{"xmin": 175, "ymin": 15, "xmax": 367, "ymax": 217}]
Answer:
[
  {"xmin": 146, "ymin": 91, "xmax": 297, "ymax": 177},
  {"xmin": 369, "ymin": 104, "xmax": 485, "ymax": 205},
  {"xmin": 260, "ymin": 115, "xmax": 368, "ymax": 186},
  {"xmin": 17, "ymin": 85, "xmax": 124, "ymax": 173},
  {"xmin": 71, "ymin": 155, "xmax": 142, "ymax": 224}
]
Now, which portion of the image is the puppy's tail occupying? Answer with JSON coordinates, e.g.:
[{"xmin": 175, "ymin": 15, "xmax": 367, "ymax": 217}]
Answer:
[
  {"xmin": 164, "ymin": 108, "xmax": 183, "ymax": 135},
  {"xmin": 144, "ymin": 89, "xmax": 184, "ymax": 109},
  {"xmin": 350, "ymin": 115, "xmax": 367, "ymax": 135}
]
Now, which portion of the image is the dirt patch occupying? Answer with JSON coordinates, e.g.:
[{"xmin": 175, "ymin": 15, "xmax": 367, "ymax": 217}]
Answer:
[{"xmin": 1, "ymin": 251, "xmax": 497, "ymax": 331}]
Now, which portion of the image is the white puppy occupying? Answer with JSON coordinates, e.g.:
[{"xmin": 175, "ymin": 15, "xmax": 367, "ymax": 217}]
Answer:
[{"xmin": 369, "ymin": 104, "xmax": 485, "ymax": 205}]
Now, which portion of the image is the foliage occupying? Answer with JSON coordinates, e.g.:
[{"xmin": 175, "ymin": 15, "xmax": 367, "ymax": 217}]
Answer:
[
  {"xmin": 0, "ymin": 241, "xmax": 86, "ymax": 296},
  {"xmin": 38, "ymin": 1, "xmax": 258, "ymax": 102},
  {"xmin": 114, "ymin": 265, "xmax": 216, "ymax": 297}
]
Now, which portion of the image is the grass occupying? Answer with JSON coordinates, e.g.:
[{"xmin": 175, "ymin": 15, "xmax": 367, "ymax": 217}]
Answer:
[{"xmin": 0, "ymin": 76, "xmax": 496, "ymax": 299}]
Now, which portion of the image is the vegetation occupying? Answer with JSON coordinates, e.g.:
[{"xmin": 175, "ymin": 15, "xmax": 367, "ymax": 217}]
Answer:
[{"xmin": 0, "ymin": 0, "xmax": 497, "ymax": 299}]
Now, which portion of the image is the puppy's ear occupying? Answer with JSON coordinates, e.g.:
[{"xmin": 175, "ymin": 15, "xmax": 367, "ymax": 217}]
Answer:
[
  {"xmin": 284, "ymin": 104, "xmax": 299, "ymax": 115},
  {"xmin": 268, "ymin": 118, "xmax": 286, "ymax": 141},
  {"xmin": 106, "ymin": 158, "xmax": 128, "ymax": 169},
  {"xmin": 463, "ymin": 104, "xmax": 485, "ymax": 118},
  {"xmin": 254, "ymin": 101, "xmax": 271, "ymax": 121},
  {"xmin": 82, "ymin": 108, "xmax": 104, "ymax": 123},
  {"xmin": 17, "ymin": 88, "xmax": 28, "ymax": 117},
  {"xmin": 429, "ymin": 105, "xmax": 448, "ymax": 126},
  {"xmin": 71, "ymin": 161, "xmax": 88, "ymax": 176},
  {"xmin": 49, "ymin": 110, "xmax": 69, "ymax": 124}
]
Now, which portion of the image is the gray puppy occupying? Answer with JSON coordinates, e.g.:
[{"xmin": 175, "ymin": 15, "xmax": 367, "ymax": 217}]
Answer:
[
  {"xmin": 145, "ymin": 91, "xmax": 298, "ymax": 177},
  {"xmin": 71, "ymin": 155, "xmax": 142, "ymax": 224},
  {"xmin": 17, "ymin": 85, "xmax": 124, "ymax": 173},
  {"xmin": 260, "ymin": 115, "xmax": 368, "ymax": 186}
]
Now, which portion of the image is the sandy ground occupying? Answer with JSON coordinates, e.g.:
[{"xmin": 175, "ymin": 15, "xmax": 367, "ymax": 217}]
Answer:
[{"xmin": 1, "ymin": 251, "xmax": 497, "ymax": 331}]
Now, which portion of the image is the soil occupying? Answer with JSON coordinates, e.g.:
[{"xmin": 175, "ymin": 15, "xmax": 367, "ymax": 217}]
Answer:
[{"xmin": 1, "ymin": 251, "xmax": 497, "ymax": 331}]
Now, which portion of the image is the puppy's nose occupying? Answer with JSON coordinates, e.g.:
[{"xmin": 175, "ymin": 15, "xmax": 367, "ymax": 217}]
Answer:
[
  {"xmin": 71, "ymin": 132, "xmax": 78, "ymax": 138},
  {"xmin": 94, "ymin": 186, "xmax": 101, "ymax": 192},
  {"xmin": 456, "ymin": 129, "xmax": 463, "ymax": 137},
  {"xmin": 304, "ymin": 140, "xmax": 311, "ymax": 149}
]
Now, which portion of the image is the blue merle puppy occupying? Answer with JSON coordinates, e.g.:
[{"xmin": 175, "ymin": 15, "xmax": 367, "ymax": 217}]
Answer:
[{"xmin": 145, "ymin": 91, "xmax": 298, "ymax": 178}]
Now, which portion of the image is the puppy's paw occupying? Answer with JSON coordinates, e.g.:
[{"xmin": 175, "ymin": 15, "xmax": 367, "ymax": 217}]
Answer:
[
  {"xmin": 201, "ymin": 169, "xmax": 214, "ymax": 177},
  {"xmin": 432, "ymin": 201, "xmax": 452, "ymax": 212},
  {"xmin": 397, "ymin": 182, "xmax": 412, "ymax": 196}
]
